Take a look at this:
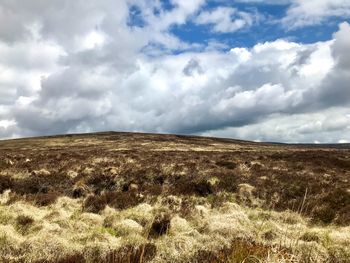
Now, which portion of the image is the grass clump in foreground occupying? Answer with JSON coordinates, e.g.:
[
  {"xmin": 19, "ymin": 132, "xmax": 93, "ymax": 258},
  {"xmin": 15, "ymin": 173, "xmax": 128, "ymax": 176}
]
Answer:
[{"xmin": 0, "ymin": 191, "xmax": 349, "ymax": 263}]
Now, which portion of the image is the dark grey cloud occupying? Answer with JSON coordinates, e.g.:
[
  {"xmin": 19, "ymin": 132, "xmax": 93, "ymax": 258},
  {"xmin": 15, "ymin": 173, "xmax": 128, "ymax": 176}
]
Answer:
[
  {"xmin": 314, "ymin": 23, "xmax": 350, "ymax": 108},
  {"xmin": 0, "ymin": 86, "xmax": 17, "ymax": 105},
  {"xmin": 183, "ymin": 59, "xmax": 204, "ymax": 76},
  {"xmin": 288, "ymin": 47, "xmax": 316, "ymax": 77}
]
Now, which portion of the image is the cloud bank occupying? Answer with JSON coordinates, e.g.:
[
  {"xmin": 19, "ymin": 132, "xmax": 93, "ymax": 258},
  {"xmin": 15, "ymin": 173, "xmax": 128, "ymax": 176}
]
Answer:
[{"xmin": 0, "ymin": 0, "xmax": 349, "ymax": 143}]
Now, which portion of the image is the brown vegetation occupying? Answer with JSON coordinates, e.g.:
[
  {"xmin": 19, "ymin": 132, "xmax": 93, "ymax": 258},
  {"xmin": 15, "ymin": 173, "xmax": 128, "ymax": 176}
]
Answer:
[{"xmin": 0, "ymin": 132, "xmax": 349, "ymax": 262}]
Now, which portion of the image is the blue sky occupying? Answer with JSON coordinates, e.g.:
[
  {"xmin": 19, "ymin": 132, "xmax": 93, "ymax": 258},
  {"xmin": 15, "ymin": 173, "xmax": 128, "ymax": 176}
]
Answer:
[
  {"xmin": 129, "ymin": 0, "xmax": 350, "ymax": 49},
  {"xmin": 171, "ymin": 15, "xmax": 345, "ymax": 48},
  {"xmin": 172, "ymin": 1, "xmax": 289, "ymax": 48},
  {"xmin": 0, "ymin": 0, "xmax": 350, "ymax": 143}
]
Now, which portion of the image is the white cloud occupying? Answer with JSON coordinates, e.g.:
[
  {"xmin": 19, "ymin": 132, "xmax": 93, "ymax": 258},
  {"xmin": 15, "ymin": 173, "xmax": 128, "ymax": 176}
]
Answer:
[
  {"xmin": 195, "ymin": 7, "xmax": 255, "ymax": 33},
  {"xmin": 234, "ymin": 0, "xmax": 291, "ymax": 4},
  {"xmin": 0, "ymin": 0, "xmax": 350, "ymax": 143},
  {"xmin": 283, "ymin": 0, "xmax": 350, "ymax": 28},
  {"xmin": 82, "ymin": 31, "xmax": 106, "ymax": 50},
  {"xmin": 0, "ymin": 120, "xmax": 16, "ymax": 129},
  {"xmin": 129, "ymin": 0, "xmax": 205, "ymax": 32},
  {"xmin": 203, "ymin": 107, "xmax": 350, "ymax": 143},
  {"xmin": 9, "ymin": 25, "xmax": 345, "ymax": 139}
]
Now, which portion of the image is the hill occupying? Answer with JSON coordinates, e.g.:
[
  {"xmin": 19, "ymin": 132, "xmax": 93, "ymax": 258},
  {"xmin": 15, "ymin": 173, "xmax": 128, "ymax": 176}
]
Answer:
[{"xmin": 0, "ymin": 132, "xmax": 349, "ymax": 262}]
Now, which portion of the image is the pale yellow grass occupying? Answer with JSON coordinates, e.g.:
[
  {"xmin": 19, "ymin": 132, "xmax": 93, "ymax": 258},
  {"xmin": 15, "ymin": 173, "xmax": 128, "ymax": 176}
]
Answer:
[{"xmin": 0, "ymin": 191, "xmax": 349, "ymax": 262}]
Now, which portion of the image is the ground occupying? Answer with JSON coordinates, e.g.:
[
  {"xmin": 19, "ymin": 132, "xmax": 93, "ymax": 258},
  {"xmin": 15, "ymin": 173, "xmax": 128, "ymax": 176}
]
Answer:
[{"xmin": 0, "ymin": 132, "xmax": 349, "ymax": 262}]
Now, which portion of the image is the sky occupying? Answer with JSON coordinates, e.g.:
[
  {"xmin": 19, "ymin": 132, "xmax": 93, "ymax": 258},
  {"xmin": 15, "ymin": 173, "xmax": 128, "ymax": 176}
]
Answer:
[{"xmin": 0, "ymin": 0, "xmax": 350, "ymax": 143}]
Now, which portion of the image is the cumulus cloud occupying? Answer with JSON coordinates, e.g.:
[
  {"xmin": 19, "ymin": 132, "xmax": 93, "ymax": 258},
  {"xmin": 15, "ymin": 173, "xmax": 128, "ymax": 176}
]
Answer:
[
  {"xmin": 282, "ymin": 0, "xmax": 350, "ymax": 28},
  {"xmin": 195, "ymin": 7, "xmax": 256, "ymax": 33},
  {"xmin": 233, "ymin": 0, "xmax": 350, "ymax": 29},
  {"xmin": 235, "ymin": 0, "xmax": 291, "ymax": 4},
  {"xmin": 314, "ymin": 22, "xmax": 350, "ymax": 108},
  {"xmin": 203, "ymin": 107, "xmax": 350, "ymax": 143},
  {"xmin": 0, "ymin": 0, "xmax": 349, "ymax": 142}
]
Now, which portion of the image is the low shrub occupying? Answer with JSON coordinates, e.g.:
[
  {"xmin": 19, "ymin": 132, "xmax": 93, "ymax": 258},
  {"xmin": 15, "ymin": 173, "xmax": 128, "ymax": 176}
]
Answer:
[
  {"xmin": 0, "ymin": 175, "xmax": 12, "ymax": 194},
  {"xmin": 149, "ymin": 213, "xmax": 171, "ymax": 238},
  {"xmin": 83, "ymin": 191, "xmax": 143, "ymax": 213},
  {"xmin": 216, "ymin": 160, "xmax": 237, "ymax": 170},
  {"xmin": 15, "ymin": 215, "xmax": 34, "ymax": 234},
  {"xmin": 83, "ymin": 194, "xmax": 106, "ymax": 213},
  {"xmin": 31, "ymin": 192, "xmax": 61, "ymax": 206},
  {"xmin": 312, "ymin": 205, "xmax": 336, "ymax": 224},
  {"xmin": 300, "ymin": 231, "xmax": 321, "ymax": 243}
]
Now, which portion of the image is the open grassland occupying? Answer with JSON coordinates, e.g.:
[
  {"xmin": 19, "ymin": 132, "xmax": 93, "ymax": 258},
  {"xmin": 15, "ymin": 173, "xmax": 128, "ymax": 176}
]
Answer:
[{"xmin": 0, "ymin": 132, "xmax": 349, "ymax": 262}]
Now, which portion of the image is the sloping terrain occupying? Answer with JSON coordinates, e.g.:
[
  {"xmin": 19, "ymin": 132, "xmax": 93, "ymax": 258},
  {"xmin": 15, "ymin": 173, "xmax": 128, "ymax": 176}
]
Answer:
[{"xmin": 0, "ymin": 132, "xmax": 349, "ymax": 262}]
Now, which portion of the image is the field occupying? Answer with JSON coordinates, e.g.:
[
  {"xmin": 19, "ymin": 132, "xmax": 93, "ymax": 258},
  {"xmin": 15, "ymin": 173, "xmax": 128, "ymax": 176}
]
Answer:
[{"xmin": 0, "ymin": 132, "xmax": 349, "ymax": 262}]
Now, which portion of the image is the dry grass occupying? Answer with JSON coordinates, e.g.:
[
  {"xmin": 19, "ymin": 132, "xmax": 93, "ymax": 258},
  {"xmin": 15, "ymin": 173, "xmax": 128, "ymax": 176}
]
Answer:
[
  {"xmin": 0, "ymin": 194, "xmax": 349, "ymax": 262},
  {"xmin": 0, "ymin": 132, "xmax": 349, "ymax": 262}
]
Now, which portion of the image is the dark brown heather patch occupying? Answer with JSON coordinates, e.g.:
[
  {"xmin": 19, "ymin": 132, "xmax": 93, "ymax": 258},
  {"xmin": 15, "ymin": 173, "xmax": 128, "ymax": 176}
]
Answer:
[
  {"xmin": 0, "ymin": 175, "xmax": 13, "ymax": 193},
  {"xmin": 149, "ymin": 213, "xmax": 172, "ymax": 238},
  {"xmin": 16, "ymin": 215, "xmax": 34, "ymax": 227},
  {"xmin": 0, "ymin": 132, "xmax": 349, "ymax": 225}
]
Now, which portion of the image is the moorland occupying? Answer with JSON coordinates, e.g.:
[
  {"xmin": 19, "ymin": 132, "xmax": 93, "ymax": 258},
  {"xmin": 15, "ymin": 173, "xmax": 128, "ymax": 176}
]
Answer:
[{"xmin": 0, "ymin": 132, "xmax": 349, "ymax": 262}]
